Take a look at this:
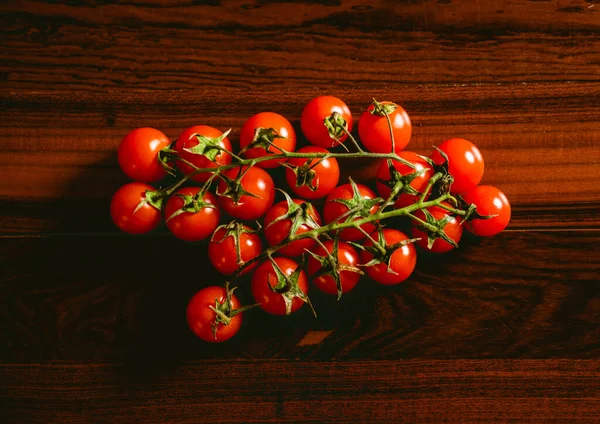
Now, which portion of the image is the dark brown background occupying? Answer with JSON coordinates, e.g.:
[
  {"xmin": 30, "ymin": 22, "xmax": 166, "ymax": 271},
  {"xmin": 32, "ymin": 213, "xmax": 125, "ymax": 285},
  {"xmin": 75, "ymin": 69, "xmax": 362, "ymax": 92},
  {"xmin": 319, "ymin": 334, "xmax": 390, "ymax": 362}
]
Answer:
[{"xmin": 1, "ymin": 0, "xmax": 599, "ymax": 422}]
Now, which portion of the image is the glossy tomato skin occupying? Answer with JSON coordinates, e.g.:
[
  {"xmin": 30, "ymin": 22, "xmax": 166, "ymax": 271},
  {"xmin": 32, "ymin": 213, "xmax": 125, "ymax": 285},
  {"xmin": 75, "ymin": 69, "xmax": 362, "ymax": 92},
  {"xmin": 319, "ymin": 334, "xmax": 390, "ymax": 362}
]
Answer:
[
  {"xmin": 307, "ymin": 240, "xmax": 361, "ymax": 295},
  {"xmin": 323, "ymin": 183, "xmax": 380, "ymax": 241},
  {"xmin": 300, "ymin": 96, "xmax": 353, "ymax": 148},
  {"xmin": 285, "ymin": 146, "xmax": 339, "ymax": 200},
  {"xmin": 208, "ymin": 225, "xmax": 262, "ymax": 276},
  {"xmin": 118, "ymin": 127, "xmax": 170, "ymax": 183},
  {"xmin": 376, "ymin": 151, "xmax": 434, "ymax": 208},
  {"xmin": 263, "ymin": 199, "xmax": 322, "ymax": 257},
  {"xmin": 110, "ymin": 182, "xmax": 161, "ymax": 235},
  {"xmin": 358, "ymin": 102, "xmax": 412, "ymax": 153},
  {"xmin": 361, "ymin": 229, "xmax": 417, "ymax": 285},
  {"xmin": 175, "ymin": 125, "xmax": 232, "ymax": 183},
  {"xmin": 217, "ymin": 166, "xmax": 275, "ymax": 220},
  {"xmin": 251, "ymin": 257, "xmax": 308, "ymax": 315},
  {"xmin": 462, "ymin": 185, "xmax": 511, "ymax": 236},
  {"xmin": 239, "ymin": 112, "xmax": 296, "ymax": 168},
  {"xmin": 164, "ymin": 187, "xmax": 220, "ymax": 242},
  {"xmin": 430, "ymin": 138, "xmax": 484, "ymax": 194},
  {"xmin": 412, "ymin": 203, "xmax": 463, "ymax": 253},
  {"xmin": 186, "ymin": 286, "xmax": 242, "ymax": 343}
]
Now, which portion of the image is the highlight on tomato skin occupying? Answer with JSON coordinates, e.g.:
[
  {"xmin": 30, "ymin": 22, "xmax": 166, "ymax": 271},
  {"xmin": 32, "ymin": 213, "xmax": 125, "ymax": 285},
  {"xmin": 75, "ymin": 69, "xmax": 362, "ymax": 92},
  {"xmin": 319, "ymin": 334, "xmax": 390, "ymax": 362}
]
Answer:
[
  {"xmin": 118, "ymin": 127, "xmax": 171, "ymax": 183},
  {"xmin": 300, "ymin": 96, "xmax": 353, "ymax": 148},
  {"xmin": 186, "ymin": 286, "xmax": 243, "ymax": 343},
  {"xmin": 110, "ymin": 182, "xmax": 161, "ymax": 235},
  {"xmin": 358, "ymin": 101, "xmax": 412, "ymax": 154},
  {"xmin": 430, "ymin": 138, "xmax": 484, "ymax": 194},
  {"xmin": 462, "ymin": 185, "xmax": 511, "ymax": 237}
]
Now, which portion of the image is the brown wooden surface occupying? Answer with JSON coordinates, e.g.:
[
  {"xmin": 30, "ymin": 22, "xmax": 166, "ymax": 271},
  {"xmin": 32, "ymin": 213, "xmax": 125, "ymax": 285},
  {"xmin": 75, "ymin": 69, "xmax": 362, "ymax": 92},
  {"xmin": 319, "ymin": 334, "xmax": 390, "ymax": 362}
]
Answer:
[{"xmin": 1, "ymin": 0, "xmax": 599, "ymax": 422}]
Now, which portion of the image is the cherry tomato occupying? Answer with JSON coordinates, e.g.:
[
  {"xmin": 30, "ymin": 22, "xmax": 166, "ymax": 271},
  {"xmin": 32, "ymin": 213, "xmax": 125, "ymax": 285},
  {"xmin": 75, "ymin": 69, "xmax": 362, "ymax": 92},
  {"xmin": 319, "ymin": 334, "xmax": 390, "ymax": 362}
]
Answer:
[
  {"xmin": 358, "ymin": 101, "xmax": 412, "ymax": 154},
  {"xmin": 361, "ymin": 229, "xmax": 416, "ymax": 285},
  {"xmin": 217, "ymin": 166, "xmax": 275, "ymax": 220},
  {"xmin": 263, "ymin": 199, "xmax": 322, "ymax": 257},
  {"xmin": 462, "ymin": 185, "xmax": 511, "ymax": 236},
  {"xmin": 411, "ymin": 203, "xmax": 463, "ymax": 253},
  {"xmin": 239, "ymin": 112, "xmax": 296, "ymax": 168},
  {"xmin": 251, "ymin": 257, "xmax": 309, "ymax": 315},
  {"xmin": 430, "ymin": 138, "xmax": 484, "ymax": 194},
  {"xmin": 285, "ymin": 146, "xmax": 340, "ymax": 200},
  {"xmin": 300, "ymin": 96, "xmax": 353, "ymax": 148},
  {"xmin": 323, "ymin": 182, "xmax": 380, "ymax": 241},
  {"xmin": 175, "ymin": 125, "xmax": 232, "ymax": 183},
  {"xmin": 118, "ymin": 127, "xmax": 170, "ymax": 183},
  {"xmin": 307, "ymin": 240, "xmax": 361, "ymax": 295},
  {"xmin": 164, "ymin": 187, "xmax": 220, "ymax": 242},
  {"xmin": 375, "ymin": 151, "xmax": 434, "ymax": 208},
  {"xmin": 208, "ymin": 224, "xmax": 262, "ymax": 276},
  {"xmin": 186, "ymin": 286, "xmax": 242, "ymax": 343},
  {"xmin": 110, "ymin": 182, "xmax": 161, "ymax": 235}
]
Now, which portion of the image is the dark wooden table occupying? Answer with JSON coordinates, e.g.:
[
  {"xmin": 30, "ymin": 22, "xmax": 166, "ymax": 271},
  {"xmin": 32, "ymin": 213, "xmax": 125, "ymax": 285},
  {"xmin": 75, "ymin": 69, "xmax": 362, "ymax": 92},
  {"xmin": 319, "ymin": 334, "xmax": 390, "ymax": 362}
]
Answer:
[{"xmin": 2, "ymin": 1, "xmax": 599, "ymax": 422}]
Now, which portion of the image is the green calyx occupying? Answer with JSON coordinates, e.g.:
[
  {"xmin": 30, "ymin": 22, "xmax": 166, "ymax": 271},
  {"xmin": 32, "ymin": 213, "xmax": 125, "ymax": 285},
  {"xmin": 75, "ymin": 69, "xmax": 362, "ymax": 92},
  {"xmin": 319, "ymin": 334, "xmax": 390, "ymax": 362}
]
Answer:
[
  {"xmin": 158, "ymin": 142, "xmax": 179, "ymax": 177},
  {"xmin": 351, "ymin": 229, "xmax": 419, "ymax": 275},
  {"xmin": 306, "ymin": 237, "xmax": 363, "ymax": 301},
  {"xmin": 165, "ymin": 190, "xmax": 215, "ymax": 222},
  {"xmin": 324, "ymin": 111, "xmax": 348, "ymax": 142},
  {"xmin": 265, "ymin": 190, "xmax": 320, "ymax": 240},
  {"xmin": 268, "ymin": 255, "xmax": 315, "ymax": 316},
  {"xmin": 216, "ymin": 166, "xmax": 261, "ymax": 204},
  {"xmin": 208, "ymin": 282, "xmax": 257, "ymax": 339},
  {"xmin": 282, "ymin": 156, "xmax": 326, "ymax": 192},
  {"xmin": 377, "ymin": 159, "xmax": 428, "ymax": 204},
  {"xmin": 425, "ymin": 148, "xmax": 454, "ymax": 197},
  {"xmin": 240, "ymin": 127, "xmax": 288, "ymax": 154},
  {"xmin": 370, "ymin": 98, "xmax": 398, "ymax": 116},
  {"xmin": 332, "ymin": 178, "xmax": 383, "ymax": 224},
  {"xmin": 211, "ymin": 221, "xmax": 261, "ymax": 269},
  {"xmin": 183, "ymin": 129, "xmax": 232, "ymax": 161},
  {"xmin": 415, "ymin": 208, "xmax": 459, "ymax": 249},
  {"xmin": 133, "ymin": 189, "xmax": 164, "ymax": 214}
]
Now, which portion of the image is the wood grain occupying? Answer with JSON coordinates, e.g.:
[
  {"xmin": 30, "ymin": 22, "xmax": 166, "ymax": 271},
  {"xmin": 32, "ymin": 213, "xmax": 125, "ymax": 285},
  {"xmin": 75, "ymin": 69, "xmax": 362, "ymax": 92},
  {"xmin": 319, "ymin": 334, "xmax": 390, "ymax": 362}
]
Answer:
[
  {"xmin": 2, "ymin": 231, "xmax": 598, "ymax": 362},
  {"xmin": 2, "ymin": 83, "xmax": 599, "ymax": 233},
  {"xmin": 2, "ymin": 0, "xmax": 599, "ymax": 93},
  {"xmin": 3, "ymin": 360, "xmax": 599, "ymax": 423}
]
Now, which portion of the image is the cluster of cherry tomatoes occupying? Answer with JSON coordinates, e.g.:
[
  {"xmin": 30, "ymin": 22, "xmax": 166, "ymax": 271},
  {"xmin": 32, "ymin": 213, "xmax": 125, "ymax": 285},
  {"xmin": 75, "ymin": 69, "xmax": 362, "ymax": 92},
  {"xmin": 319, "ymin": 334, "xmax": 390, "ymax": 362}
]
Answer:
[{"xmin": 110, "ymin": 96, "xmax": 511, "ymax": 343}]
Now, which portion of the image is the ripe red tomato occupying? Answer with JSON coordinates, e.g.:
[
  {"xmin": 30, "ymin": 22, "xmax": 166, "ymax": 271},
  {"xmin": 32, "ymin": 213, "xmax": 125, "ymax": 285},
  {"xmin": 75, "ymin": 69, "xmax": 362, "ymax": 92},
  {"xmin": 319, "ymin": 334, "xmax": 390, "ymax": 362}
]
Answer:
[
  {"xmin": 411, "ymin": 203, "xmax": 463, "ymax": 253},
  {"xmin": 186, "ymin": 286, "xmax": 242, "ymax": 343},
  {"xmin": 118, "ymin": 127, "xmax": 170, "ymax": 183},
  {"xmin": 263, "ymin": 198, "xmax": 322, "ymax": 257},
  {"xmin": 430, "ymin": 138, "xmax": 484, "ymax": 194},
  {"xmin": 300, "ymin": 96, "xmax": 353, "ymax": 148},
  {"xmin": 462, "ymin": 185, "xmax": 511, "ymax": 236},
  {"xmin": 323, "ymin": 182, "xmax": 380, "ymax": 241},
  {"xmin": 376, "ymin": 151, "xmax": 434, "ymax": 208},
  {"xmin": 251, "ymin": 257, "xmax": 309, "ymax": 315},
  {"xmin": 358, "ymin": 101, "xmax": 412, "ymax": 153},
  {"xmin": 164, "ymin": 187, "xmax": 220, "ymax": 242},
  {"xmin": 285, "ymin": 146, "xmax": 340, "ymax": 200},
  {"xmin": 217, "ymin": 166, "xmax": 275, "ymax": 220},
  {"xmin": 174, "ymin": 125, "xmax": 232, "ymax": 183},
  {"xmin": 307, "ymin": 240, "xmax": 361, "ymax": 295},
  {"xmin": 239, "ymin": 112, "xmax": 296, "ymax": 168},
  {"xmin": 110, "ymin": 182, "xmax": 161, "ymax": 235},
  {"xmin": 361, "ymin": 229, "xmax": 417, "ymax": 285},
  {"xmin": 208, "ymin": 224, "xmax": 262, "ymax": 276}
]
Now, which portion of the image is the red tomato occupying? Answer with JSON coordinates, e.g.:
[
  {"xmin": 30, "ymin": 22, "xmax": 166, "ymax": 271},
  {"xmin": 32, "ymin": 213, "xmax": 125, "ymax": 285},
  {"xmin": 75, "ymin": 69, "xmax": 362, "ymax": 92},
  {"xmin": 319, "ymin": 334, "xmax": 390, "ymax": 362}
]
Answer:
[
  {"xmin": 110, "ymin": 182, "xmax": 161, "ymax": 235},
  {"xmin": 208, "ymin": 224, "xmax": 262, "ymax": 276},
  {"xmin": 430, "ymin": 138, "xmax": 484, "ymax": 194},
  {"xmin": 239, "ymin": 112, "xmax": 296, "ymax": 168},
  {"xmin": 251, "ymin": 257, "xmax": 309, "ymax": 315},
  {"xmin": 462, "ymin": 185, "xmax": 511, "ymax": 236},
  {"xmin": 412, "ymin": 203, "xmax": 463, "ymax": 253},
  {"xmin": 307, "ymin": 240, "xmax": 361, "ymax": 295},
  {"xmin": 376, "ymin": 151, "xmax": 434, "ymax": 208},
  {"xmin": 164, "ymin": 187, "xmax": 220, "ymax": 242},
  {"xmin": 118, "ymin": 127, "xmax": 170, "ymax": 183},
  {"xmin": 217, "ymin": 166, "xmax": 275, "ymax": 220},
  {"xmin": 263, "ymin": 198, "xmax": 322, "ymax": 257},
  {"xmin": 323, "ymin": 182, "xmax": 380, "ymax": 241},
  {"xmin": 285, "ymin": 146, "xmax": 340, "ymax": 200},
  {"xmin": 300, "ymin": 96, "xmax": 353, "ymax": 148},
  {"xmin": 175, "ymin": 125, "xmax": 232, "ymax": 183},
  {"xmin": 358, "ymin": 101, "xmax": 412, "ymax": 153},
  {"xmin": 361, "ymin": 229, "xmax": 417, "ymax": 285},
  {"xmin": 186, "ymin": 286, "xmax": 243, "ymax": 343}
]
